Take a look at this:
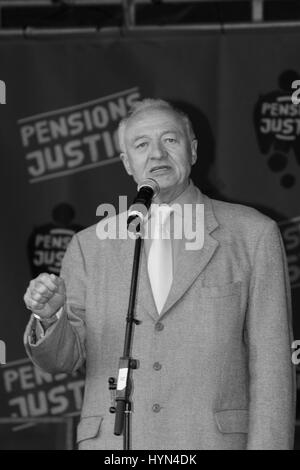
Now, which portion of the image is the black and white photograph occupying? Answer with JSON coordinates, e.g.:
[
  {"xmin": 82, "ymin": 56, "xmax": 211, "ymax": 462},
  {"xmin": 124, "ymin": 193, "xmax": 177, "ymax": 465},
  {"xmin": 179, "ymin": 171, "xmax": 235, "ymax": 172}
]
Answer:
[{"xmin": 0, "ymin": 0, "xmax": 299, "ymax": 453}]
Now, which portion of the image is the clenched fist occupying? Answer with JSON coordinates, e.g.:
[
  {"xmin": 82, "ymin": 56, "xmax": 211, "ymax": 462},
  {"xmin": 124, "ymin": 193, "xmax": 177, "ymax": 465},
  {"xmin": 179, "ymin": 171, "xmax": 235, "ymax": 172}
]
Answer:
[{"xmin": 24, "ymin": 273, "xmax": 66, "ymax": 320}]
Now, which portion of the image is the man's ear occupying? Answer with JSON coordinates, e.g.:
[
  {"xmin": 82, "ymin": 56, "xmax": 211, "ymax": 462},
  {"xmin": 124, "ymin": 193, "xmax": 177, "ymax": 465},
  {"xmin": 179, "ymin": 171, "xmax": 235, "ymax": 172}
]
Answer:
[
  {"xmin": 191, "ymin": 139, "xmax": 198, "ymax": 165},
  {"xmin": 120, "ymin": 152, "xmax": 132, "ymax": 176}
]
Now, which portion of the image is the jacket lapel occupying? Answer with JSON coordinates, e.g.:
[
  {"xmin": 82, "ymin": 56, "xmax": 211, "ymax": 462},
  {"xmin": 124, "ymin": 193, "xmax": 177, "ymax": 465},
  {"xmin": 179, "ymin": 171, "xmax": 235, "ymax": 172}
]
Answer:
[
  {"xmin": 136, "ymin": 245, "xmax": 160, "ymax": 320},
  {"xmin": 159, "ymin": 192, "xmax": 219, "ymax": 319}
]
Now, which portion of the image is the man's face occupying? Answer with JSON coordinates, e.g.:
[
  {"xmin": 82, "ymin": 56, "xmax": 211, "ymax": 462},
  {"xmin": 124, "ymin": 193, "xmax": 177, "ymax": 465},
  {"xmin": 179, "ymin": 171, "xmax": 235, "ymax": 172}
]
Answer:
[{"xmin": 120, "ymin": 108, "xmax": 197, "ymax": 201}]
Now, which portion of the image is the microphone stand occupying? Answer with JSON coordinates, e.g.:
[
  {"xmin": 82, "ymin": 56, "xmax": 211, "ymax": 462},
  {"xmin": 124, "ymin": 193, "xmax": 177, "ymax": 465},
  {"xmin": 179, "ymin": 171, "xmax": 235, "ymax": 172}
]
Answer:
[{"xmin": 112, "ymin": 224, "xmax": 143, "ymax": 450}]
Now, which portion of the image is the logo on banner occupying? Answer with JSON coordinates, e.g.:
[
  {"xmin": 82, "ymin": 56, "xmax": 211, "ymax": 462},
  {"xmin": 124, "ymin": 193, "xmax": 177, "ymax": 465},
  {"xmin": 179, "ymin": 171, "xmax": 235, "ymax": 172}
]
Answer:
[
  {"xmin": 27, "ymin": 203, "xmax": 83, "ymax": 277},
  {"xmin": 18, "ymin": 87, "xmax": 141, "ymax": 183},
  {"xmin": 0, "ymin": 80, "xmax": 6, "ymax": 104},
  {"xmin": 279, "ymin": 215, "xmax": 300, "ymax": 290},
  {"xmin": 0, "ymin": 358, "xmax": 84, "ymax": 419},
  {"xmin": 254, "ymin": 70, "xmax": 300, "ymax": 188}
]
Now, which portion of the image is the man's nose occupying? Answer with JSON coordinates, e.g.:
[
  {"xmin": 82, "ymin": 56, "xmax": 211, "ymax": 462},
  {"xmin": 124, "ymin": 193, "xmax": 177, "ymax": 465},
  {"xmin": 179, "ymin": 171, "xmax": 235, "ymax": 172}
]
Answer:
[{"xmin": 150, "ymin": 140, "xmax": 167, "ymax": 159}]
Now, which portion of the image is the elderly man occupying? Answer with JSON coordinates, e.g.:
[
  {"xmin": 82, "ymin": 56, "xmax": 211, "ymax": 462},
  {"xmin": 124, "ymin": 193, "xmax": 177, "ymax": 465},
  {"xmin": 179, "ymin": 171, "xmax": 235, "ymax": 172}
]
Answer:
[{"xmin": 24, "ymin": 99, "xmax": 295, "ymax": 450}]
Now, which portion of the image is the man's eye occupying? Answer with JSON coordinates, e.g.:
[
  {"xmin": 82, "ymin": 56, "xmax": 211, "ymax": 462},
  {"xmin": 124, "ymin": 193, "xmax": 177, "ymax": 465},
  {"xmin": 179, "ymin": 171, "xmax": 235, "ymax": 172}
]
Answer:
[
  {"xmin": 136, "ymin": 142, "xmax": 148, "ymax": 149},
  {"xmin": 165, "ymin": 138, "xmax": 177, "ymax": 144}
]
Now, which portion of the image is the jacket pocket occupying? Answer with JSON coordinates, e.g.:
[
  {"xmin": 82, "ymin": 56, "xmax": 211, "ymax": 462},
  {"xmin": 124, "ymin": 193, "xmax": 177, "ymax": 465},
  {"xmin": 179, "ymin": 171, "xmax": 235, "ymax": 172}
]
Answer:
[
  {"xmin": 77, "ymin": 415, "xmax": 104, "ymax": 444},
  {"xmin": 214, "ymin": 409, "xmax": 249, "ymax": 434},
  {"xmin": 200, "ymin": 281, "xmax": 242, "ymax": 299}
]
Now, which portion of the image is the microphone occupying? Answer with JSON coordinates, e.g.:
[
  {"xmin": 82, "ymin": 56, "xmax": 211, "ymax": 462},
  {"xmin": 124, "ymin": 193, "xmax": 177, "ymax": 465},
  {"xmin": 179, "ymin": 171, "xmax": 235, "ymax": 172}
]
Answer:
[{"xmin": 127, "ymin": 178, "xmax": 160, "ymax": 230}]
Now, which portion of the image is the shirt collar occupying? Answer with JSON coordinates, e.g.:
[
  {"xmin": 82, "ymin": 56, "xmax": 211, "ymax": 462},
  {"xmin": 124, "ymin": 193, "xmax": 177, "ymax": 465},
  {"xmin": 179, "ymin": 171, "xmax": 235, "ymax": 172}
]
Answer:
[{"xmin": 146, "ymin": 179, "xmax": 200, "ymax": 222}]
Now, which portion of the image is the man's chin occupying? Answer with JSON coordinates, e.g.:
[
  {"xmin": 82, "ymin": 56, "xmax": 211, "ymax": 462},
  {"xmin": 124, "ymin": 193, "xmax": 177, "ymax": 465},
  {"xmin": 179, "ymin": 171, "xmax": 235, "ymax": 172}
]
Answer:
[{"xmin": 148, "ymin": 173, "xmax": 175, "ymax": 186}]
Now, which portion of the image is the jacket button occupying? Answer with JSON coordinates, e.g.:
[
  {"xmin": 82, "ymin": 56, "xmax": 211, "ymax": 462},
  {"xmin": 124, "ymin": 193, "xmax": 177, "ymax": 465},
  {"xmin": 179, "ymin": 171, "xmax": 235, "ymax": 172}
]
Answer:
[
  {"xmin": 153, "ymin": 362, "xmax": 162, "ymax": 371},
  {"xmin": 152, "ymin": 403, "xmax": 161, "ymax": 413},
  {"xmin": 155, "ymin": 322, "xmax": 164, "ymax": 331}
]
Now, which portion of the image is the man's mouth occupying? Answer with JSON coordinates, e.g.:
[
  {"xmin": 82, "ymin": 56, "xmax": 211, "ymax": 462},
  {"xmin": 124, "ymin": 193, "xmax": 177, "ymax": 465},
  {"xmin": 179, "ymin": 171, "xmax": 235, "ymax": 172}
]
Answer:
[{"xmin": 150, "ymin": 165, "xmax": 171, "ymax": 173}]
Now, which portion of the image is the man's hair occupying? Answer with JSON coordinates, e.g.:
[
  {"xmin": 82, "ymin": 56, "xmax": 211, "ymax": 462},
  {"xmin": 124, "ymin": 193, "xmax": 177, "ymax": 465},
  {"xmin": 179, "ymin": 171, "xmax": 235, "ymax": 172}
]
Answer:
[{"xmin": 117, "ymin": 98, "xmax": 196, "ymax": 153}]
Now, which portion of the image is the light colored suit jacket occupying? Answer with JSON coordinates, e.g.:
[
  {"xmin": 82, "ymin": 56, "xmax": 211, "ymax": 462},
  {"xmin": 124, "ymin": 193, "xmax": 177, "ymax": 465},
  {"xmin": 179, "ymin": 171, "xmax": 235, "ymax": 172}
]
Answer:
[{"xmin": 24, "ymin": 188, "xmax": 296, "ymax": 450}]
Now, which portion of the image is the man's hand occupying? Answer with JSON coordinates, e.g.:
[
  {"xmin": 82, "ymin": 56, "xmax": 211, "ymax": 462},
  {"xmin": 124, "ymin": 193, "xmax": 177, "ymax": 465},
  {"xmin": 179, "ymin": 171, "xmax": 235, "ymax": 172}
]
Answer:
[{"xmin": 24, "ymin": 273, "xmax": 66, "ymax": 320}]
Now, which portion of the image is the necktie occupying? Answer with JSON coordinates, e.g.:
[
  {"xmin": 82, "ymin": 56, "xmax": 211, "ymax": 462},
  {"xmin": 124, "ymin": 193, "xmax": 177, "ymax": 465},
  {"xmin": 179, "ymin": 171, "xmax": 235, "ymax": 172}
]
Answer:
[{"xmin": 147, "ymin": 205, "xmax": 173, "ymax": 314}]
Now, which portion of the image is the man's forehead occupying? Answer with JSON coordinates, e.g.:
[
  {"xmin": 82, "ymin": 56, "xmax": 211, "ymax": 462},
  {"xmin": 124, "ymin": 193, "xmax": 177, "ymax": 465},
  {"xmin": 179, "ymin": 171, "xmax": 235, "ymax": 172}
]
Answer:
[{"xmin": 125, "ymin": 108, "xmax": 184, "ymax": 139}]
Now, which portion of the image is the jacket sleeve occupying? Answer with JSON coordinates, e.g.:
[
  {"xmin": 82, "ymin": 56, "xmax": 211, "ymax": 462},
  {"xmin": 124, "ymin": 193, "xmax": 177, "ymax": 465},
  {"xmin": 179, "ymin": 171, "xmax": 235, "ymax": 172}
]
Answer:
[
  {"xmin": 24, "ymin": 233, "xmax": 87, "ymax": 374},
  {"xmin": 245, "ymin": 220, "xmax": 296, "ymax": 449}
]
